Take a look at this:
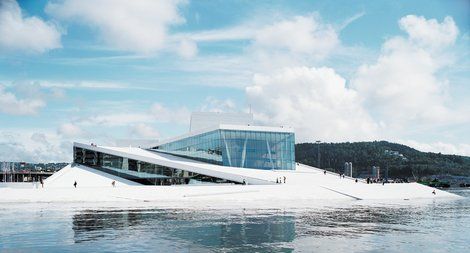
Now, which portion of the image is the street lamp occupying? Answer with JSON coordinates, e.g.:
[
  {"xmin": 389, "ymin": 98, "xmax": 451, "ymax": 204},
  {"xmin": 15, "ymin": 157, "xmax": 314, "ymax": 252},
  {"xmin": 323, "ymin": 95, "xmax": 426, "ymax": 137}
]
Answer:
[{"xmin": 316, "ymin": 140, "xmax": 321, "ymax": 168}]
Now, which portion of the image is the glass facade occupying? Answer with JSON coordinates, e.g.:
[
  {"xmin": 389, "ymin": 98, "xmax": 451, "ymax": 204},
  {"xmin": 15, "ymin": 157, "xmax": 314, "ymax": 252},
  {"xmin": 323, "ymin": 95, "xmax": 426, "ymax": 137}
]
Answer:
[
  {"xmin": 152, "ymin": 129, "xmax": 295, "ymax": 170},
  {"xmin": 73, "ymin": 147, "xmax": 233, "ymax": 185}
]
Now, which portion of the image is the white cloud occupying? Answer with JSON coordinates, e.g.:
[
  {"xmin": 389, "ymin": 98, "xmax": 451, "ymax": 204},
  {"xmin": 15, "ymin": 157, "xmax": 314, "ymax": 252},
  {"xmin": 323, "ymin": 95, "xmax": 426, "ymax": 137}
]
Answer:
[
  {"xmin": 31, "ymin": 132, "xmax": 48, "ymax": 144},
  {"xmin": 165, "ymin": 14, "xmax": 344, "ymax": 90},
  {"xmin": 400, "ymin": 140, "xmax": 470, "ymax": 156},
  {"xmin": 77, "ymin": 113, "xmax": 154, "ymax": 127},
  {"xmin": 200, "ymin": 97, "xmax": 237, "ymax": 113},
  {"xmin": 46, "ymin": 0, "xmax": 186, "ymax": 53},
  {"xmin": 0, "ymin": 85, "xmax": 46, "ymax": 115},
  {"xmin": 175, "ymin": 24, "xmax": 254, "ymax": 42},
  {"xmin": 64, "ymin": 103, "xmax": 189, "ymax": 132},
  {"xmin": 20, "ymin": 80, "xmax": 166, "ymax": 92},
  {"xmin": 253, "ymin": 15, "xmax": 339, "ymax": 57},
  {"xmin": 179, "ymin": 14, "xmax": 339, "ymax": 59},
  {"xmin": 245, "ymin": 14, "xmax": 467, "ymax": 155},
  {"xmin": 177, "ymin": 39, "xmax": 198, "ymax": 59},
  {"xmin": 338, "ymin": 11, "xmax": 366, "ymax": 30},
  {"xmin": 39, "ymin": 80, "xmax": 133, "ymax": 90},
  {"xmin": 150, "ymin": 103, "xmax": 190, "ymax": 125},
  {"xmin": 129, "ymin": 123, "xmax": 160, "ymax": 139},
  {"xmin": 399, "ymin": 15, "xmax": 459, "ymax": 49},
  {"xmin": 246, "ymin": 66, "xmax": 378, "ymax": 142},
  {"xmin": 57, "ymin": 123, "xmax": 84, "ymax": 137},
  {"xmin": 351, "ymin": 15, "xmax": 460, "ymax": 130},
  {"xmin": 0, "ymin": 131, "xmax": 71, "ymax": 162},
  {"xmin": 0, "ymin": 0, "xmax": 62, "ymax": 53},
  {"xmin": 10, "ymin": 81, "xmax": 66, "ymax": 100}
]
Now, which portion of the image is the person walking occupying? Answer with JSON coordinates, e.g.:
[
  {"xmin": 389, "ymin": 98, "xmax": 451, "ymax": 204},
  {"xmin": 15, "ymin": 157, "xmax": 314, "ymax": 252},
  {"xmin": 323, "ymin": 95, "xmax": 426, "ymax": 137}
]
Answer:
[
  {"xmin": 323, "ymin": 170, "xmax": 326, "ymax": 175},
  {"xmin": 283, "ymin": 176, "xmax": 286, "ymax": 184},
  {"xmin": 40, "ymin": 178, "xmax": 44, "ymax": 188},
  {"xmin": 112, "ymin": 181, "xmax": 116, "ymax": 187},
  {"xmin": 73, "ymin": 181, "xmax": 77, "ymax": 188}
]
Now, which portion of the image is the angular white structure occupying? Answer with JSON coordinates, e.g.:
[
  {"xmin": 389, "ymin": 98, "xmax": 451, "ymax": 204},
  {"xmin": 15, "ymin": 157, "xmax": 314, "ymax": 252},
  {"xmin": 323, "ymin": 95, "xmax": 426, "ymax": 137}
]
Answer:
[
  {"xmin": 72, "ymin": 122, "xmax": 296, "ymax": 185},
  {"xmin": 0, "ymin": 112, "xmax": 460, "ymax": 203}
]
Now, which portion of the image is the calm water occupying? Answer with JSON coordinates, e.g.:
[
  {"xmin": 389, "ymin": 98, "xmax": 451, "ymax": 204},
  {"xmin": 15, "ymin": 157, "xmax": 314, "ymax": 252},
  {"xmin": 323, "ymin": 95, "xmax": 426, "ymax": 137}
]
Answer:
[{"xmin": 0, "ymin": 189, "xmax": 469, "ymax": 253}]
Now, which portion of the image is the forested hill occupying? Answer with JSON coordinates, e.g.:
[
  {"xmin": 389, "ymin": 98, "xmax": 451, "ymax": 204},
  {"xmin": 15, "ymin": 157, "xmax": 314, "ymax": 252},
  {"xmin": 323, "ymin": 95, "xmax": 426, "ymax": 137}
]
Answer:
[{"xmin": 295, "ymin": 141, "xmax": 470, "ymax": 178}]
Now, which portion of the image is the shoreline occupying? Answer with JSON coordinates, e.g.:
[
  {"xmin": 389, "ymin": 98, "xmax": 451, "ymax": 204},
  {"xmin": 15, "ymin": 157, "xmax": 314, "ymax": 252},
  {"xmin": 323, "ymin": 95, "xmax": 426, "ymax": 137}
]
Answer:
[{"xmin": 0, "ymin": 183, "xmax": 462, "ymax": 205}]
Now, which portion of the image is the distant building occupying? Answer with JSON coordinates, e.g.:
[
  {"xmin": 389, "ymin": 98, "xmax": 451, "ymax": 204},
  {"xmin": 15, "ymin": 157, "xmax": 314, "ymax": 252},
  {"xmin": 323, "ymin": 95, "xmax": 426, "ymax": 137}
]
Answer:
[
  {"xmin": 1, "ymin": 162, "xmax": 14, "ymax": 172},
  {"xmin": 343, "ymin": 162, "xmax": 352, "ymax": 177},
  {"xmin": 385, "ymin": 150, "xmax": 407, "ymax": 160},
  {"xmin": 385, "ymin": 150, "xmax": 399, "ymax": 156},
  {"xmin": 372, "ymin": 166, "xmax": 380, "ymax": 179}
]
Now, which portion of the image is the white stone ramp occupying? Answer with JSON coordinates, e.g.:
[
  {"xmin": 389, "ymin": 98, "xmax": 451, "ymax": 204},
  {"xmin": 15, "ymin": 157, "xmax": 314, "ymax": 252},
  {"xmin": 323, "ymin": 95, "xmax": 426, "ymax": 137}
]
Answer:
[
  {"xmin": 280, "ymin": 163, "xmax": 458, "ymax": 199},
  {"xmin": 43, "ymin": 144, "xmax": 460, "ymax": 201},
  {"xmin": 75, "ymin": 142, "xmax": 278, "ymax": 185},
  {"xmin": 44, "ymin": 164, "xmax": 140, "ymax": 188}
]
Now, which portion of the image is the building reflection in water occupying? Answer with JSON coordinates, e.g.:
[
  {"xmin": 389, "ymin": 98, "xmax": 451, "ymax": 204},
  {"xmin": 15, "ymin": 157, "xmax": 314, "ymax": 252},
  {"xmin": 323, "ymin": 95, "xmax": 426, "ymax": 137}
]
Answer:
[
  {"xmin": 72, "ymin": 205, "xmax": 421, "ymax": 251},
  {"xmin": 72, "ymin": 208, "xmax": 296, "ymax": 251}
]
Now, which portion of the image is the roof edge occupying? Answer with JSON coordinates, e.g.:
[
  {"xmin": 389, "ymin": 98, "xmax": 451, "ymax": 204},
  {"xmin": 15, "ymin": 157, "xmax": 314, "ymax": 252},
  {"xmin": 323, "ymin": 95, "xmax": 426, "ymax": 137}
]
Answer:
[{"xmin": 149, "ymin": 124, "xmax": 294, "ymax": 148}]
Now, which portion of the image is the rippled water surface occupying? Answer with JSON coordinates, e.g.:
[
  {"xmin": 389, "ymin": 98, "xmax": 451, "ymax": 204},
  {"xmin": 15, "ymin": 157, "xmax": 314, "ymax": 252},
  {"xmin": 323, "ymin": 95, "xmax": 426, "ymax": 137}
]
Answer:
[{"xmin": 0, "ymin": 189, "xmax": 469, "ymax": 252}]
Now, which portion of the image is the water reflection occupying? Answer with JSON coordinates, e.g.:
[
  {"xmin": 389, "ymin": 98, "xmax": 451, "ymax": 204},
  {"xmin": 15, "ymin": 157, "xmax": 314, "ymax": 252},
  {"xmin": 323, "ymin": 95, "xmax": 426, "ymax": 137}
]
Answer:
[
  {"xmin": 295, "ymin": 206, "xmax": 423, "ymax": 239},
  {"xmin": 72, "ymin": 210, "xmax": 147, "ymax": 242},
  {"xmin": 72, "ymin": 209, "xmax": 296, "ymax": 252},
  {"xmin": 0, "ymin": 190, "xmax": 468, "ymax": 252},
  {"xmin": 71, "ymin": 203, "xmax": 436, "ymax": 251}
]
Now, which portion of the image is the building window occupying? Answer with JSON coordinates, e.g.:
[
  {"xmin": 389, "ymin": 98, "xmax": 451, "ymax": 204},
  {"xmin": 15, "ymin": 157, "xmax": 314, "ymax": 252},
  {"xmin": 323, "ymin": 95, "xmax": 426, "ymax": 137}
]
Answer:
[{"xmin": 153, "ymin": 129, "xmax": 295, "ymax": 170}]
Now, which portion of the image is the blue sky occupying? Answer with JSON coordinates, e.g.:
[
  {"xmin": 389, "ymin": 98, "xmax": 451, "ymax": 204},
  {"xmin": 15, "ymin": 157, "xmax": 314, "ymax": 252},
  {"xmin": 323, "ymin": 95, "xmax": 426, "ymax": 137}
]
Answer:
[{"xmin": 0, "ymin": 0, "xmax": 469, "ymax": 162}]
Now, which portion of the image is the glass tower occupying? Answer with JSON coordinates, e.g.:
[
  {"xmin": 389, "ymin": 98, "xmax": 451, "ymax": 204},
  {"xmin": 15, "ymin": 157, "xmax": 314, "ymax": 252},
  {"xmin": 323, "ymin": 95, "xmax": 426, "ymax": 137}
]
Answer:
[{"xmin": 152, "ymin": 128, "xmax": 295, "ymax": 170}]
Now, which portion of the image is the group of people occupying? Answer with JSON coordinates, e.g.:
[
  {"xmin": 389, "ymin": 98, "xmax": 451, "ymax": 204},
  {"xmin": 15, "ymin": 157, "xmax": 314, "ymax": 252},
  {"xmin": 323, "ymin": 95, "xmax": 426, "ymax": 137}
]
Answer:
[
  {"xmin": 323, "ymin": 170, "xmax": 360, "ymax": 183},
  {"xmin": 366, "ymin": 177, "xmax": 388, "ymax": 185},
  {"xmin": 276, "ymin": 176, "xmax": 286, "ymax": 184}
]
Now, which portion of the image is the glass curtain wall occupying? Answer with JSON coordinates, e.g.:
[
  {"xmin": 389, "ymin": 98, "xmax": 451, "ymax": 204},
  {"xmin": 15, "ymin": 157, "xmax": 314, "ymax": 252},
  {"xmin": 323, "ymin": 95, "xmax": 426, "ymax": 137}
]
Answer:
[
  {"xmin": 153, "ymin": 130, "xmax": 223, "ymax": 165},
  {"xmin": 153, "ymin": 129, "xmax": 295, "ymax": 170},
  {"xmin": 73, "ymin": 147, "xmax": 223, "ymax": 185}
]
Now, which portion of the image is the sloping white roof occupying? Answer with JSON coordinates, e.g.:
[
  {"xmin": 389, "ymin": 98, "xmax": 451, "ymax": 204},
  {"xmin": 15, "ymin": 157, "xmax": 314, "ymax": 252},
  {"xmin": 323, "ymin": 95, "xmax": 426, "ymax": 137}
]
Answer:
[
  {"xmin": 44, "ymin": 164, "xmax": 141, "ymax": 188},
  {"xmin": 74, "ymin": 142, "xmax": 279, "ymax": 185},
  {"xmin": 1, "ymin": 144, "xmax": 460, "ymax": 202},
  {"xmin": 71, "ymin": 143, "xmax": 460, "ymax": 201}
]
